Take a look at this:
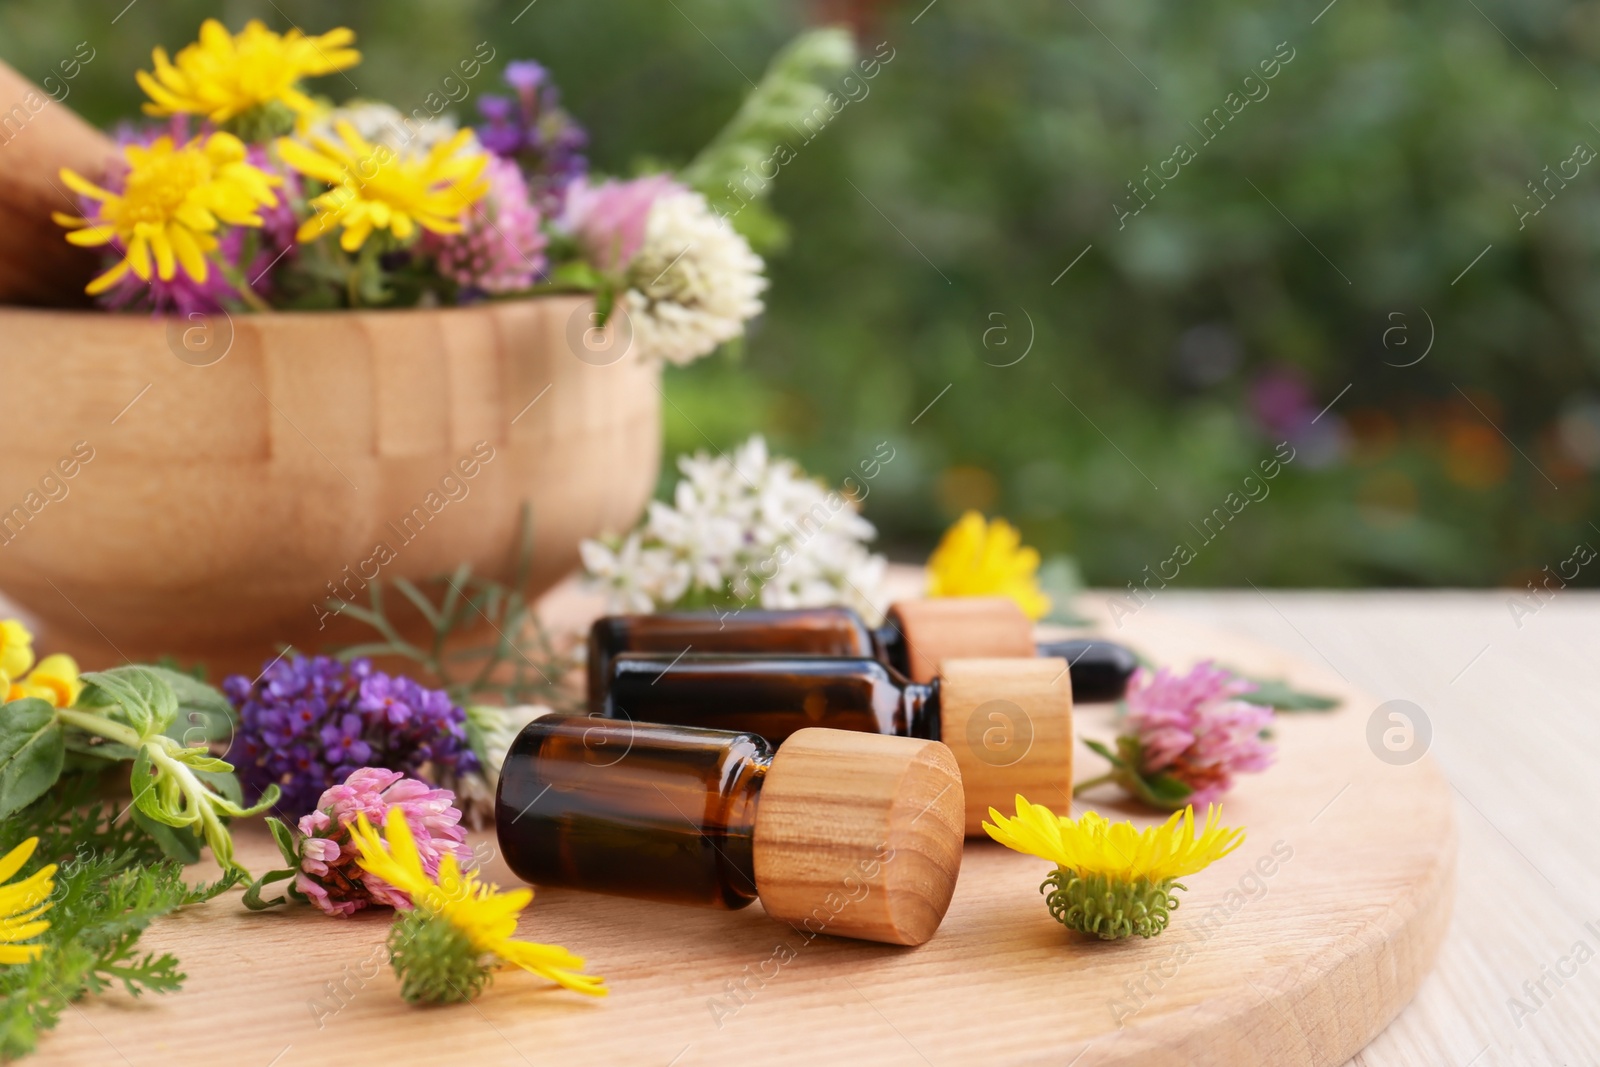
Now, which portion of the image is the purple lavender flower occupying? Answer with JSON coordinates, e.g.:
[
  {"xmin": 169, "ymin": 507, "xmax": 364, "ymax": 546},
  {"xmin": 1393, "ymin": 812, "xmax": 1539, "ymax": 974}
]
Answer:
[
  {"xmin": 474, "ymin": 60, "xmax": 588, "ymax": 212},
  {"xmin": 225, "ymin": 655, "xmax": 478, "ymax": 818}
]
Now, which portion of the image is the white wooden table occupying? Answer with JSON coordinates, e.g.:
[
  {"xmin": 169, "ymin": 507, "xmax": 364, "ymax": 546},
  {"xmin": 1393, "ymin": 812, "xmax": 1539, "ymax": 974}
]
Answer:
[{"xmin": 1145, "ymin": 590, "xmax": 1600, "ymax": 1067}]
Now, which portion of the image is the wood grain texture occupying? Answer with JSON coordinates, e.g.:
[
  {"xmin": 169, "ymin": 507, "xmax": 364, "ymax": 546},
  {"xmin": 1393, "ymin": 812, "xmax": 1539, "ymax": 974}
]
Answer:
[
  {"xmin": 754, "ymin": 729, "xmax": 964, "ymax": 946},
  {"xmin": 0, "ymin": 298, "xmax": 660, "ymax": 673},
  {"xmin": 0, "ymin": 59, "xmax": 115, "ymax": 306},
  {"xmin": 937, "ymin": 656, "xmax": 1073, "ymax": 836},
  {"xmin": 890, "ymin": 596, "xmax": 1036, "ymax": 682},
  {"xmin": 23, "ymin": 576, "xmax": 1457, "ymax": 1067}
]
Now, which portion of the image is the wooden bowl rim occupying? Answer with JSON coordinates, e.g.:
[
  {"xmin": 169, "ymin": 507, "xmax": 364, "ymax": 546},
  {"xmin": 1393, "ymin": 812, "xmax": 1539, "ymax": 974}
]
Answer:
[{"xmin": 0, "ymin": 293, "xmax": 593, "ymax": 329}]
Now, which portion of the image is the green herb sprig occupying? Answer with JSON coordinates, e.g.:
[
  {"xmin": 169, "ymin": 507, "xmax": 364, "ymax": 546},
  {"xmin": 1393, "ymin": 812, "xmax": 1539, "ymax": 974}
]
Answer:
[
  {"xmin": 0, "ymin": 665, "xmax": 275, "ymax": 875},
  {"xmin": 326, "ymin": 509, "xmax": 579, "ymax": 712},
  {"xmin": 0, "ymin": 786, "xmax": 238, "ymax": 1060}
]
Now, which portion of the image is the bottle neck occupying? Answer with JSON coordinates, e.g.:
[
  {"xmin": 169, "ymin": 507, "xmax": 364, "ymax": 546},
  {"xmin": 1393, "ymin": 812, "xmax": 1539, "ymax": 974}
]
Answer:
[
  {"xmin": 721, "ymin": 749, "xmax": 769, "ymax": 903},
  {"xmin": 903, "ymin": 678, "xmax": 941, "ymax": 741},
  {"xmin": 873, "ymin": 622, "xmax": 911, "ymax": 677}
]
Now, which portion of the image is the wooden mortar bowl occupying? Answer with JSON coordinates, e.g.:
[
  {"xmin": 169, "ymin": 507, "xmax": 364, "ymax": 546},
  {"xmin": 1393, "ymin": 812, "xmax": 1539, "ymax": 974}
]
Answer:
[{"xmin": 0, "ymin": 295, "xmax": 659, "ymax": 673}]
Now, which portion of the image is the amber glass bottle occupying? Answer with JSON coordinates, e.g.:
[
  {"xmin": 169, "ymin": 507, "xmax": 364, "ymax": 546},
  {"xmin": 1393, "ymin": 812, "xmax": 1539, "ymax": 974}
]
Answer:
[
  {"xmin": 497, "ymin": 714, "xmax": 765, "ymax": 908},
  {"xmin": 586, "ymin": 599, "xmax": 1136, "ymax": 714},
  {"xmin": 597, "ymin": 653, "xmax": 1077, "ymax": 837},
  {"xmin": 495, "ymin": 715, "xmax": 965, "ymax": 945},
  {"xmin": 603, "ymin": 654, "xmax": 938, "ymax": 745}
]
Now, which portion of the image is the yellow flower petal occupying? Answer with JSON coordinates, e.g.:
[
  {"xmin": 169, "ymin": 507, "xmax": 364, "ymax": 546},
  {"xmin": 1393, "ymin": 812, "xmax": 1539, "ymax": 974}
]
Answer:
[
  {"xmin": 985, "ymin": 799, "xmax": 1244, "ymax": 884},
  {"xmin": 0, "ymin": 838, "xmax": 53, "ymax": 966},
  {"xmin": 84, "ymin": 258, "xmax": 134, "ymax": 296},
  {"xmin": 926, "ymin": 511, "xmax": 1052, "ymax": 620},
  {"xmin": 61, "ymin": 133, "xmax": 278, "ymax": 296},
  {"xmin": 17, "ymin": 654, "xmax": 83, "ymax": 708},
  {"xmin": 277, "ymin": 121, "xmax": 488, "ymax": 252},
  {"xmin": 58, "ymin": 168, "xmax": 112, "ymax": 202},
  {"xmin": 0, "ymin": 620, "xmax": 35, "ymax": 679},
  {"xmin": 139, "ymin": 20, "xmax": 361, "ymax": 121},
  {"xmin": 352, "ymin": 810, "xmax": 603, "ymax": 998},
  {"xmin": 0, "ymin": 839, "xmax": 38, "ymax": 886}
]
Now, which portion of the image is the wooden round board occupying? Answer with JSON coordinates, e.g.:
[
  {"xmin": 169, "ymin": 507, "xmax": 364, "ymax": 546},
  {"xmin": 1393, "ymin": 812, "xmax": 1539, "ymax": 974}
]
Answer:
[{"xmin": 28, "ymin": 599, "xmax": 1455, "ymax": 1067}]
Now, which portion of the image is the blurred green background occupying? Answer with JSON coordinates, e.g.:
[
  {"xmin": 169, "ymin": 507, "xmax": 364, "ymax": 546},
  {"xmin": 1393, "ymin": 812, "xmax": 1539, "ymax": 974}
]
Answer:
[{"xmin": 5, "ymin": 0, "xmax": 1596, "ymax": 589}]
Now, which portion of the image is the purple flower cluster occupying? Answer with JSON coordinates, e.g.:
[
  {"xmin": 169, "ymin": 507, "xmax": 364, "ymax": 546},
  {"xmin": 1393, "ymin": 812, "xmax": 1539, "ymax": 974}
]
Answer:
[
  {"xmin": 475, "ymin": 60, "xmax": 588, "ymax": 212},
  {"xmin": 224, "ymin": 655, "xmax": 478, "ymax": 818}
]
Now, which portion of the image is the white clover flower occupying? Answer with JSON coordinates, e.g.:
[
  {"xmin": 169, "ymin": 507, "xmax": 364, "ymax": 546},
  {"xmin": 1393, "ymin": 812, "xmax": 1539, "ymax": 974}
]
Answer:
[
  {"xmin": 581, "ymin": 436, "xmax": 886, "ymax": 621},
  {"xmin": 621, "ymin": 189, "xmax": 767, "ymax": 366}
]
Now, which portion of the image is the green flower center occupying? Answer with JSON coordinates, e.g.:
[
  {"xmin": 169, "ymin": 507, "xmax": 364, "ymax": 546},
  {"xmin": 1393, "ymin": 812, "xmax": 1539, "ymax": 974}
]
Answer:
[
  {"xmin": 388, "ymin": 908, "xmax": 492, "ymax": 1004},
  {"xmin": 1041, "ymin": 867, "xmax": 1185, "ymax": 940}
]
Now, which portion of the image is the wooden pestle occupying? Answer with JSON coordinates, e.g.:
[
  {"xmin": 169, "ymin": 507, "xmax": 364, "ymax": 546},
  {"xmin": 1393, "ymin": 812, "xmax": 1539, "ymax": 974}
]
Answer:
[{"xmin": 0, "ymin": 58, "xmax": 119, "ymax": 306}]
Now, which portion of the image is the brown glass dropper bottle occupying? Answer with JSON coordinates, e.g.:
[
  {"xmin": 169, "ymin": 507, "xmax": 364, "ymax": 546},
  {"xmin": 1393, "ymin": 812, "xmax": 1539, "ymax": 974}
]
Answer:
[
  {"xmin": 599, "ymin": 654, "xmax": 1073, "ymax": 836},
  {"xmin": 586, "ymin": 596, "xmax": 1136, "ymax": 712},
  {"xmin": 495, "ymin": 714, "xmax": 965, "ymax": 945}
]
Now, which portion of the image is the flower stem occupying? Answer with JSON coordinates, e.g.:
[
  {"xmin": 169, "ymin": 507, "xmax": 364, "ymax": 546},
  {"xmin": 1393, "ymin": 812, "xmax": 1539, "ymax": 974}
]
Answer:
[
  {"xmin": 217, "ymin": 261, "xmax": 273, "ymax": 313},
  {"xmin": 1072, "ymin": 773, "xmax": 1116, "ymax": 798},
  {"xmin": 55, "ymin": 707, "xmax": 143, "ymax": 749}
]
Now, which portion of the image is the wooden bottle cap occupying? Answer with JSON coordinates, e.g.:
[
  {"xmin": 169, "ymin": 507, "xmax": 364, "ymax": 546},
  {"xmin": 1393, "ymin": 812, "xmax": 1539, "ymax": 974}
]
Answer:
[
  {"xmin": 887, "ymin": 596, "xmax": 1035, "ymax": 683},
  {"xmin": 0, "ymin": 60, "xmax": 119, "ymax": 306},
  {"xmin": 937, "ymin": 657, "xmax": 1074, "ymax": 836},
  {"xmin": 752, "ymin": 728, "xmax": 963, "ymax": 946}
]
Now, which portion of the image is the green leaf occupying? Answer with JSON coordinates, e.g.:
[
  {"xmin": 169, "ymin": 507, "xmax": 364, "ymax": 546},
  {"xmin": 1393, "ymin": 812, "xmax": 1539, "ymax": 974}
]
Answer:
[
  {"xmin": 681, "ymin": 27, "xmax": 856, "ymax": 236},
  {"xmin": 62, "ymin": 734, "xmax": 139, "ymax": 762},
  {"xmin": 241, "ymin": 868, "xmax": 297, "ymax": 910},
  {"xmin": 1240, "ymin": 673, "xmax": 1341, "ymax": 711},
  {"xmin": 189, "ymin": 765, "xmax": 244, "ymax": 809},
  {"xmin": 131, "ymin": 807, "xmax": 203, "ymax": 865},
  {"xmin": 540, "ymin": 259, "xmax": 603, "ymax": 290},
  {"xmin": 128, "ymin": 748, "xmax": 188, "ymax": 828},
  {"xmin": 266, "ymin": 816, "xmax": 300, "ymax": 868},
  {"xmin": 78, "ymin": 667, "xmax": 181, "ymax": 739},
  {"xmin": 149, "ymin": 667, "xmax": 238, "ymax": 746},
  {"xmin": 392, "ymin": 578, "xmax": 443, "ymax": 631},
  {"xmin": 0, "ymin": 699, "xmax": 64, "ymax": 818},
  {"xmin": 1129, "ymin": 771, "xmax": 1195, "ymax": 808},
  {"xmin": 176, "ymin": 753, "xmax": 234, "ymax": 774},
  {"xmin": 593, "ymin": 283, "xmax": 615, "ymax": 327},
  {"xmin": 206, "ymin": 782, "xmax": 279, "ymax": 820},
  {"xmin": 1083, "ymin": 737, "xmax": 1123, "ymax": 768}
]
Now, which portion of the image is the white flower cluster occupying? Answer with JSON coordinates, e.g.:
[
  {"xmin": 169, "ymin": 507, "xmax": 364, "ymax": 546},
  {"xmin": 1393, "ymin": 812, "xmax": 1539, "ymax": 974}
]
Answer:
[
  {"xmin": 622, "ymin": 189, "xmax": 767, "ymax": 365},
  {"xmin": 581, "ymin": 436, "xmax": 886, "ymax": 619}
]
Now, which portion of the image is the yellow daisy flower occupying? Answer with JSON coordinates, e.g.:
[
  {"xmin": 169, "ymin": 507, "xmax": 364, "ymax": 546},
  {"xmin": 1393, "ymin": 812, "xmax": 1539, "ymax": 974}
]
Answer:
[
  {"xmin": 54, "ymin": 133, "xmax": 282, "ymax": 295},
  {"xmin": 8, "ymin": 654, "xmax": 84, "ymax": 709},
  {"xmin": 0, "ymin": 838, "xmax": 57, "ymax": 966},
  {"xmin": 925, "ymin": 510, "xmax": 1052, "ymax": 620},
  {"xmin": 0, "ymin": 620, "xmax": 35, "ymax": 680},
  {"xmin": 985, "ymin": 797, "xmax": 1244, "ymax": 939},
  {"xmin": 351, "ymin": 808, "xmax": 605, "ymax": 1002},
  {"xmin": 276, "ymin": 123, "xmax": 489, "ymax": 253},
  {"xmin": 137, "ymin": 19, "xmax": 360, "ymax": 124}
]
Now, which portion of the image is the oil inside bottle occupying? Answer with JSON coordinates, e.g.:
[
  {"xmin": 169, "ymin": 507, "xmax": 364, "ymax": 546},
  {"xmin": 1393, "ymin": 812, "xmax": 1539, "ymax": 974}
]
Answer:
[
  {"xmin": 604, "ymin": 654, "xmax": 940, "ymax": 744},
  {"xmin": 587, "ymin": 609, "xmax": 876, "ymax": 712},
  {"xmin": 496, "ymin": 714, "xmax": 769, "ymax": 909}
]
